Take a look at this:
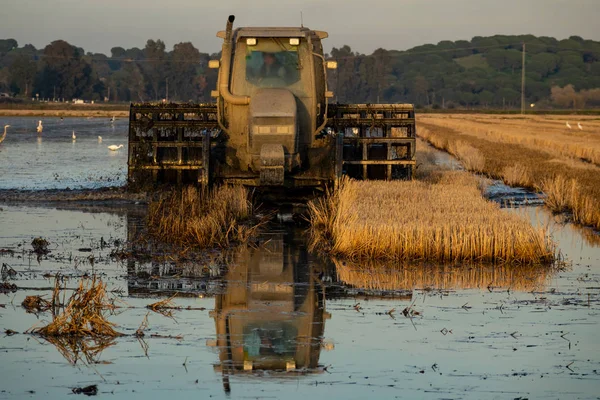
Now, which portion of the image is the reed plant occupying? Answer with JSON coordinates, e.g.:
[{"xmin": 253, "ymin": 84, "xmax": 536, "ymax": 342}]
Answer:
[
  {"xmin": 502, "ymin": 163, "xmax": 531, "ymax": 187},
  {"xmin": 148, "ymin": 185, "xmax": 261, "ymax": 248},
  {"xmin": 449, "ymin": 140, "xmax": 485, "ymax": 172},
  {"xmin": 417, "ymin": 118, "xmax": 600, "ymax": 230},
  {"xmin": 30, "ymin": 277, "xmax": 120, "ymax": 338},
  {"xmin": 540, "ymin": 176, "xmax": 600, "ymax": 227},
  {"xmin": 309, "ymin": 172, "xmax": 555, "ymax": 264}
]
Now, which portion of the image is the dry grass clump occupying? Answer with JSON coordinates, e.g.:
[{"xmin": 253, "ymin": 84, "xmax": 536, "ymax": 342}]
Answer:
[
  {"xmin": 30, "ymin": 277, "xmax": 121, "ymax": 338},
  {"xmin": 502, "ymin": 163, "xmax": 531, "ymax": 187},
  {"xmin": 148, "ymin": 185, "xmax": 261, "ymax": 248},
  {"xmin": 147, "ymin": 295, "xmax": 177, "ymax": 318},
  {"xmin": 417, "ymin": 119, "xmax": 600, "ymax": 230},
  {"xmin": 44, "ymin": 335, "xmax": 116, "ymax": 365},
  {"xmin": 449, "ymin": 141, "xmax": 485, "ymax": 173},
  {"xmin": 31, "ymin": 237, "xmax": 50, "ymax": 255},
  {"xmin": 334, "ymin": 259, "xmax": 551, "ymax": 292},
  {"xmin": 309, "ymin": 174, "xmax": 555, "ymax": 264},
  {"xmin": 22, "ymin": 295, "xmax": 51, "ymax": 313},
  {"xmin": 540, "ymin": 176, "xmax": 600, "ymax": 227},
  {"xmin": 540, "ymin": 175, "xmax": 577, "ymax": 213}
]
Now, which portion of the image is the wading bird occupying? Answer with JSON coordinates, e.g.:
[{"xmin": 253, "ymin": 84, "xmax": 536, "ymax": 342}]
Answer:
[
  {"xmin": 72, "ymin": 130, "xmax": 76, "ymax": 141},
  {"xmin": 0, "ymin": 124, "xmax": 9, "ymax": 144},
  {"xmin": 566, "ymin": 121, "xmax": 572, "ymax": 129},
  {"xmin": 107, "ymin": 144, "xmax": 123, "ymax": 151},
  {"xmin": 98, "ymin": 136, "xmax": 102, "ymax": 143},
  {"xmin": 36, "ymin": 120, "xmax": 43, "ymax": 133},
  {"xmin": 578, "ymin": 122, "xmax": 583, "ymax": 130},
  {"xmin": 110, "ymin": 116, "xmax": 115, "ymax": 124}
]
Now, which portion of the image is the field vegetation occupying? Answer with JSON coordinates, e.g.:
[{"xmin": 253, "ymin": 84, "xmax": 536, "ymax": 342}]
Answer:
[
  {"xmin": 418, "ymin": 114, "xmax": 600, "ymax": 229},
  {"xmin": 147, "ymin": 185, "xmax": 262, "ymax": 248},
  {"xmin": 309, "ymin": 142, "xmax": 555, "ymax": 264}
]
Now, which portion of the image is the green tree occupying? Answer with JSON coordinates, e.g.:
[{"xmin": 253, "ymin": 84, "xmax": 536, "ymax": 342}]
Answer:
[
  {"xmin": 36, "ymin": 40, "xmax": 94, "ymax": 99},
  {"xmin": 142, "ymin": 39, "xmax": 166, "ymax": 100},
  {"xmin": 168, "ymin": 42, "xmax": 202, "ymax": 101},
  {"xmin": 9, "ymin": 54, "xmax": 37, "ymax": 96}
]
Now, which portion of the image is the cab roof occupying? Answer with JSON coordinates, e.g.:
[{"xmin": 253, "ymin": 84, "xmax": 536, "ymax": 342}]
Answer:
[{"xmin": 217, "ymin": 27, "xmax": 328, "ymax": 39}]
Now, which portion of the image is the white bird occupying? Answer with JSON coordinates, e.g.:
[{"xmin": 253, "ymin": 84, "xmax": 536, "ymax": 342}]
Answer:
[
  {"xmin": 0, "ymin": 124, "xmax": 9, "ymax": 144},
  {"xmin": 577, "ymin": 122, "xmax": 583, "ymax": 130},
  {"xmin": 107, "ymin": 144, "xmax": 123, "ymax": 151},
  {"xmin": 36, "ymin": 120, "xmax": 43, "ymax": 133},
  {"xmin": 566, "ymin": 121, "xmax": 572, "ymax": 129},
  {"xmin": 98, "ymin": 136, "xmax": 102, "ymax": 143},
  {"xmin": 110, "ymin": 116, "xmax": 115, "ymax": 124},
  {"xmin": 72, "ymin": 130, "xmax": 76, "ymax": 141}
]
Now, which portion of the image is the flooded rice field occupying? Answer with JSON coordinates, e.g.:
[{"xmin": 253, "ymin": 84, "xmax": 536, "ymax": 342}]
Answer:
[
  {"xmin": 1, "ymin": 118, "xmax": 600, "ymax": 399},
  {"xmin": 0, "ymin": 117, "xmax": 128, "ymax": 190}
]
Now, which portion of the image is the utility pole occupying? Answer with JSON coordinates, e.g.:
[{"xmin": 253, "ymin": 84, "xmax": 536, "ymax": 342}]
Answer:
[
  {"xmin": 521, "ymin": 42, "xmax": 526, "ymax": 115},
  {"xmin": 166, "ymin": 77, "xmax": 169, "ymax": 102}
]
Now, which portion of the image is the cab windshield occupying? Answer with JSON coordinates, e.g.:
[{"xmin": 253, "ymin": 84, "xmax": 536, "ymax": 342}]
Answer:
[{"xmin": 244, "ymin": 39, "xmax": 301, "ymax": 88}]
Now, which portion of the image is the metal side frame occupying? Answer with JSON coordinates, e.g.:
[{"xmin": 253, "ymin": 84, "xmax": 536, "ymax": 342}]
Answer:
[
  {"xmin": 128, "ymin": 103, "xmax": 219, "ymax": 187},
  {"xmin": 327, "ymin": 104, "xmax": 416, "ymax": 180}
]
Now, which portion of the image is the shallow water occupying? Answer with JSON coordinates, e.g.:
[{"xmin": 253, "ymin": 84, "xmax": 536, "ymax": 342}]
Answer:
[
  {"xmin": 1, "ymin": 119, "xmax": 599, "ymax": 398},
  {"xmin": 1, "ymin": 203, "xmax": 599, "ymax": 399},
  {"xmin": 0, "ymin": 117, "xmax": 128, "ymax": 190}
]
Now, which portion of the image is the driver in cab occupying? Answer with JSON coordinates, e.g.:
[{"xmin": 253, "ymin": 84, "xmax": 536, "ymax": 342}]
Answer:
[{"xmin": 258, "ymin": 52, "xmax": 287, "ymax": 80}]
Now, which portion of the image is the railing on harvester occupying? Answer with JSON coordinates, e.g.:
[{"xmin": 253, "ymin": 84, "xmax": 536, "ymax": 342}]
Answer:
[
  {"xmin": 127, "ymin": 103, "xmax": 219, "ymax": 187},
  {"xmin": 327, "ymin": 104, "xmax": 416, "ymax": 180}
]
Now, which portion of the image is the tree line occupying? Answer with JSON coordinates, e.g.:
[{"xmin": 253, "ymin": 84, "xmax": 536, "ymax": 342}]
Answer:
[
  {"xmin": 1, "ymin": 34, "xmax": 599, "ymax": 108},
  {"xmin": 0, "ymin": 38, "xmax": 219, "ymax": 103},
  {"xmin": 328, "ymin": 35, "xmax": 600, "ymax": 108}
]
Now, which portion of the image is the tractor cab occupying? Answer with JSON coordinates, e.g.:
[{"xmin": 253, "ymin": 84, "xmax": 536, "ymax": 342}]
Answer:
[{"xmin": 212, "ymin": 23, "xmax": 333, "ymax": 185}]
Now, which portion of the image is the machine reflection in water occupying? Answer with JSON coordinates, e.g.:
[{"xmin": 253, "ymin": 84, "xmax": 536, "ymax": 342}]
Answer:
[
  {"xmin": 123, "ymin": 208, "xmax": 554, "ymax": 395},
  {"xmin": 208, "ymin": 229, "xmax": 331, "ymax": 392}
]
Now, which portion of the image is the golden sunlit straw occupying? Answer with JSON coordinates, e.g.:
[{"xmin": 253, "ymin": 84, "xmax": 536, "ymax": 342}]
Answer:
[
  {"xmin": 147, "ymin": 185, "xmax": 266, "ymax": 248},
  {"xmin": 417, "ymin": 115, "xmax": 600, "ymax": 230},
  {"xmin": 28, "ymin": 276, "xmax": 121, "ymax": 338},
  {"xmin": 309, "ymin": 172, "xmax": 556, "ymax": 264}
]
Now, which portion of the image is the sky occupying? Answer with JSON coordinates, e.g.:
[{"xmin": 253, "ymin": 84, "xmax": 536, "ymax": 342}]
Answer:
[{"xmin": 1, "ymin": 0, "xmax": 599, "ymax": 55}]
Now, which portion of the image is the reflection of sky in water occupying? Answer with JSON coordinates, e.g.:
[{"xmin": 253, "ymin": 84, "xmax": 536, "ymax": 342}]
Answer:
[
  {"xmin": 0, "ymin": 204, "xmax": 599, "ymax": 399},
  {"xmin": 0, "ymin": 117, "xmax": 128, "ymax": 190}
]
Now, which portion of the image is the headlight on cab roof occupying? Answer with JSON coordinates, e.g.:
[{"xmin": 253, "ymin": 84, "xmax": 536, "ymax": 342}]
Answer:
[{"xmin": 289, "ymin": 38, "xmax": 300, "ymax": 46}]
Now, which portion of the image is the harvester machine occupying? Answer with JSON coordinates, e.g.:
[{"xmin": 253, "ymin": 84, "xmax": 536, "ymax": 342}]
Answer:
[{"xmin": 128, "ymin": 15, "xmax": 416, "ymax": 190}]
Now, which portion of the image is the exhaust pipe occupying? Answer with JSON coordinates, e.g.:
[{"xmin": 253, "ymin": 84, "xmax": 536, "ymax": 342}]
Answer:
[
  {"xmin": 225, "ymin": 14, "xmax": 234, "ymax": 42},
  {"xmin": 218, "ymin": 15, "xmax": 250, "ymax": 105}
]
